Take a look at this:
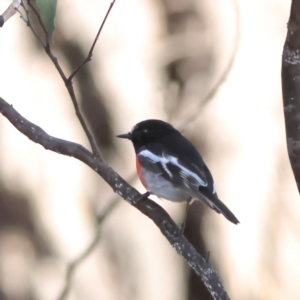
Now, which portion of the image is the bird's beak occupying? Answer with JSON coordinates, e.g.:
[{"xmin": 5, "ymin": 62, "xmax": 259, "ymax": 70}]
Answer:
[{"xmin": 116, "ymin": 132, "xmax": 132, "ymax": 140}]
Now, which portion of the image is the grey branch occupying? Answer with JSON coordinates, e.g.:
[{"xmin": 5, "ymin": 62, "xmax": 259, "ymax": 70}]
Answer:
[
  {"xmin": 282, "ymin": 0, "xmax": 300, "ymax": 193},
  {"xmin": 68, "ymin": 0, "xmax": 116, "ymax": 81},
  {"xmin": 0, "ymin": 0, "xmax": 21, "ymax": 27},
  {"xmin": 0, "ymin": 97, "xmax": 230, "ymax": 300}
]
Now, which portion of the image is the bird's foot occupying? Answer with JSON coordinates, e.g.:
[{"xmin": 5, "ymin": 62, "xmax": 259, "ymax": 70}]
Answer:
[
  {"xmin": 205, "ymin": 251, "xmax": 211, "ymax": 263},
  {"xmin": 134, "ymin": 191, "xmax": 151, "ymax": 204},
  {"xmin": 178, "ymin": 221, "xmax": 187, "ymax": 236},
  {"xmin": 179, "ymin": 198, "xmax": 192, "ymax": 236}
]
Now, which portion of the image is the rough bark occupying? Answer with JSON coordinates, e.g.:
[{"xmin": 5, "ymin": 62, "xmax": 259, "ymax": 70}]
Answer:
[{"xmin": 282, "ymin": 0, "xmax": 300, "ymax": 193}]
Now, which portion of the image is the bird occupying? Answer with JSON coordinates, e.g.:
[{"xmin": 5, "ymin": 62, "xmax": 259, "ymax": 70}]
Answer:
[{"xmin": 117, "ymin": 119, "xmax": 239, "ymax": 225}]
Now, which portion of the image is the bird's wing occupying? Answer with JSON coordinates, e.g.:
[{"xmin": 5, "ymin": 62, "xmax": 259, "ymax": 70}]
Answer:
[{"xmin": 137, "ymin": 148, "xmax": 209, "ymax": 191}]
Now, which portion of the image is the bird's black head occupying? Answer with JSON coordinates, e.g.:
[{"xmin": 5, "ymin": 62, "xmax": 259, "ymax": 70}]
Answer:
[{"xmin": 117, "ymin": 119, "xmax": 179, "ymax": 151}]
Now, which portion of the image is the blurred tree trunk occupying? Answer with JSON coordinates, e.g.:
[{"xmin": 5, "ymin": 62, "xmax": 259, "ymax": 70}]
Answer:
[{"xmin": 282, "ymin": 0, "xmax": 300, "ymax": 193}]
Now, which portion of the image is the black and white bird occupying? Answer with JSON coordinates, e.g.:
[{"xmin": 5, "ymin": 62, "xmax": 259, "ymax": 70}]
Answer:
[{"xmin": 117, "ymin": 119, "xmax": 239, "ymax": 225}]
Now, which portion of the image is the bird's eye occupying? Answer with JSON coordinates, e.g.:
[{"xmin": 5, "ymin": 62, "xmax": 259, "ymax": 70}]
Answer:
[{"xmin": 143, "ymin": 129, "xmax": 148, "ymax": 134}]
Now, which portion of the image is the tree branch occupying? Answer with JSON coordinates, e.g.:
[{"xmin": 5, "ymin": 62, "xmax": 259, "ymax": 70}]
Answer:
[
  {"xmin": 0, "ymin": 96, "xmax": 230, "ymax": 300},
  {"xmin": 282, "ymin": 0, "xmax": 300, "ymax": 193},
  {"xmin": 0, "ymin": 0, "xmax": 21, "ymax": 27}
]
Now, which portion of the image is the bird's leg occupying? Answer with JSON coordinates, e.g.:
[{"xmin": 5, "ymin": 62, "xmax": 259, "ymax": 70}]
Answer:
[
  {"xmin": 205, "ymin": 251, "xmax": 211, "ymax": 263},
  {"xmin": 179, "ymin": 197, "xmax": 192, "ymax": 235}
]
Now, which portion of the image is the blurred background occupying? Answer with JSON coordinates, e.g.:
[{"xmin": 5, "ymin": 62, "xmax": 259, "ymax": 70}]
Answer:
[{"xmin": 0, "ymin": 0, "xmax": 298, "ymax": 299}]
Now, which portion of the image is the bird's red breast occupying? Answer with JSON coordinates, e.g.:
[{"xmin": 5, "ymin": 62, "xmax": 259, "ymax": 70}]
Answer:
[{"xmin": 136, "ymin": 155, "xmax": 148, "ymax": 189}]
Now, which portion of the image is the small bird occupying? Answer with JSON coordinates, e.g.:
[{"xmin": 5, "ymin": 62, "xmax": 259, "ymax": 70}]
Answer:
[{"xmin": 117, "ymin": 119, "xmax": 239, "ymax": 225}]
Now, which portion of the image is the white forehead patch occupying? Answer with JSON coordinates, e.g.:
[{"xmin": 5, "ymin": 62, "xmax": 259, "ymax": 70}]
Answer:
[{"xmin": 130, "ymin": 124, "xmax": 148, "ymax": 134}]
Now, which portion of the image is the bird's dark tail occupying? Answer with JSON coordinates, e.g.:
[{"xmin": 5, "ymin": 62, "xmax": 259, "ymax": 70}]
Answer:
[
  {"xmin": 211, "ymin": 197, "xmax": 239, "ymax": 224},
  {"xmin": 199, "ymin": 193, "xmax": 240, "ymax": 224}
]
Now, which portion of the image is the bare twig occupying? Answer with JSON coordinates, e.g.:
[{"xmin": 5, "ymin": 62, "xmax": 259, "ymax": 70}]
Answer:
[
  {"xmin": 27, "ymin": 0, "xmax": 49, "ymax": 45},
  {"xmin": 68, "ymin": 0, "xmax": 116, "ymax": 82},
  {"xmin": 57, "ymin": 228, "xmax": 101, "ymax": 300},
  {"xmin": 0, "ymin": 97, "xmax": 230, "ymax": 300},
  {"xmin": 57, "ymin": 197, "xmax": 120, "ymax": 300},
  {"xmin": 20, "ymin": 1, "xmax": 46, "ymax": 47},
  {"xmin": 182, "ymin": 0, "xmax": 240, "ymax": 128},
  {"xmin": 0, "ymin": 0, "xmax": 21, "ymax": 27},
  {"xmin": 57, "ymin": 171, "xmax": 136, "ymax": 300},
  {"xmin": 15, "ymin": 6, "xmax": 27, "ymax": 23},
  {"xmin": 18, "ymin": 0, "xmax": 104, "ymax": 160}
]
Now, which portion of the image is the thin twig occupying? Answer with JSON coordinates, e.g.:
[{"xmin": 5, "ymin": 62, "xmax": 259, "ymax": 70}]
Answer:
[
  {"xmin": 15, "ymin": 6, "xmax": 27, "ymax": 23},
  {"xmin": 27, "ymin": 0, "xmax": 49, "ymax": 46},
  {"xmin": 57, "ymin": 198, "xmax": 120, "ymax": 300},
  {"xmin": 57, "ymin": 171, "xmax": 137, "ymax": 300},
  {"xmin": 0, "ymin": 97, "xmax": 230, "ymax": 300},
  {"xmin": 57, "ymin": 229, "xmax": 101, "ymax": 300},
  {"xmin": 20, "ymin": 1, "xmax": 46, "ymax": 47},
  {"xmin": 20, "ymin": 0, "xmax": 108, "ymax": 160},
  {"xmin": 182, "ymin": 0, "xmax": 240, "ymax": 128},
  {"xmin": 68, "ymin": 0, "xmax": 116, "ymax": 82}
]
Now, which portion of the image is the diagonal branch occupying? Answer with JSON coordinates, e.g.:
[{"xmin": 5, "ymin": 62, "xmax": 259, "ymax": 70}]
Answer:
[
  {"xmin": 0, "ymin": 96, "xmax": 230, "ymax": 300},
  {"xmin": 282, "ymin": 0, "xmax": 300, "ymax": 193}
]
